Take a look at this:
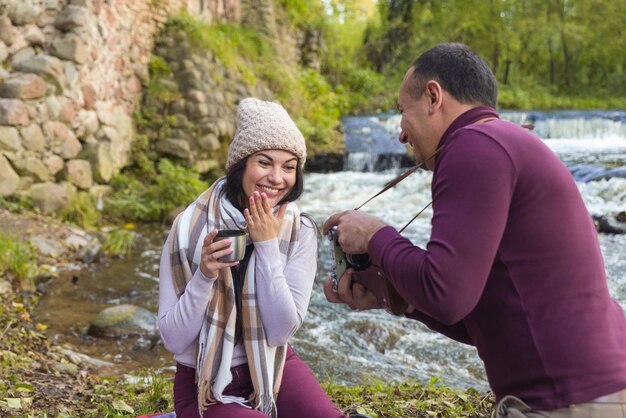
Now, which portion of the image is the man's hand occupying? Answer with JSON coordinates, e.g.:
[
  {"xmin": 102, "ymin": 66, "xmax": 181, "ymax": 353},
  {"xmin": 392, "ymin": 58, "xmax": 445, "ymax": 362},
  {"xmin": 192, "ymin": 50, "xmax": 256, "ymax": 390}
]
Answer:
[
  {"xmin": 323, "ymin": 268, "xmax": 381, "ymax": 311},
  {"xmin": 323, "ymin": 210, "xmax": 387, "ymax": 254}
]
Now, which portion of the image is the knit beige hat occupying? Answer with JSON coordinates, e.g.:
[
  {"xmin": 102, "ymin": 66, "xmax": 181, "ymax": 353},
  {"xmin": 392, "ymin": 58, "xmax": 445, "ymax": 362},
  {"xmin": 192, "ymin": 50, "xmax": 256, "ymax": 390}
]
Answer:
[{"xmin": 226, "ymin": 98, "xmax": 306, "ymax": 170}]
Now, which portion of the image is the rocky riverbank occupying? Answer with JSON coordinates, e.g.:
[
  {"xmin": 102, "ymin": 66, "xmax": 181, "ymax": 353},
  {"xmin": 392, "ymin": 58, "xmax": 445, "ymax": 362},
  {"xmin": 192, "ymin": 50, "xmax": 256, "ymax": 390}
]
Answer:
[
  {"xmin": 0, "ymin": 207, "xmax": 170, "ymax": 416},
  {"xmin": 0, "ymin": 206, "xmax": 496, "ymax": 417}
]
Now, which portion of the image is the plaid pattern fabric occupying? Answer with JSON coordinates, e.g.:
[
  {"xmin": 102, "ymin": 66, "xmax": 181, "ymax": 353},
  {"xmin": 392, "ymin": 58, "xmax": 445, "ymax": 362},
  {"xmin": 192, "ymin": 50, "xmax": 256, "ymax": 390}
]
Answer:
[{"xmin": 168, "ymin": 177, "xmax": 300, "ymax": 417}]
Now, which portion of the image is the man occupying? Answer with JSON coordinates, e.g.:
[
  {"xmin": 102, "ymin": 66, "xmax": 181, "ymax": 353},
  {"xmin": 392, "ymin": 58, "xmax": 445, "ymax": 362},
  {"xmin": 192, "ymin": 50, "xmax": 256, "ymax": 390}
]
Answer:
[{"xmin": 323, "ymin": 43, "xmax": 626, "ymax": 417}]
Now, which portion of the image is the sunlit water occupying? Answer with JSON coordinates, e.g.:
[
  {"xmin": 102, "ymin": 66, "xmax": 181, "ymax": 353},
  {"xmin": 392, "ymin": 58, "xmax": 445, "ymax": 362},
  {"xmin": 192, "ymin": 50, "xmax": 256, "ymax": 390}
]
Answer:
[{"xmin": 35, "ymin": 111, "xmax": 626, "ymax": 392}]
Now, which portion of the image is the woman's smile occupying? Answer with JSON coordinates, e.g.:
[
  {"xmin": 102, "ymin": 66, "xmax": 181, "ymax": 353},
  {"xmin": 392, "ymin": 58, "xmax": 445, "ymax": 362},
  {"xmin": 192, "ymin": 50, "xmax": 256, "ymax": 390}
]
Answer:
[{"xmin": 242, "ymin": 149, "xmax": 298, "ymax": 208}]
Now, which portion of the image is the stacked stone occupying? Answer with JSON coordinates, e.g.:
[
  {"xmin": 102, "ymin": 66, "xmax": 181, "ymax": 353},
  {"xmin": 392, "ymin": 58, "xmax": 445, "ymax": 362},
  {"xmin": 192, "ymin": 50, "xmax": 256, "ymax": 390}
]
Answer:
[
  {"xmin": 0, "ymin": 0, "xmax": 236, "ymax": 213},
  {"xmin": 240, "ymin": 0, "xmax": 276, "ymax": 37},
  {"xmin": 0, "ymin": 0, "xmax": 316, "ymax": 214},
  {"xmin": 146, "ymin": 1, "xmax": 325, "ymax": 173},
  {"xmin": 148, "ymin": 25, "xmax": 276, "ymax": 173}
]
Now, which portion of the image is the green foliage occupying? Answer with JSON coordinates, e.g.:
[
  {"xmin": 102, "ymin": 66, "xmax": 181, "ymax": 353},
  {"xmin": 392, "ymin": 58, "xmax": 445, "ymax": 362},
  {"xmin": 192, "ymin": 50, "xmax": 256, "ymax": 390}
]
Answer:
[
  {"xmin": 0, "ymin": 195, "xmax": 35, "ymax": 214},
  {"xmin": 166, "ymin": 14, "xmax": 275, "ymax": 86},
  {"xmin": 277, "ymin": 0, "xmax": 327, "ymax": 29},
  {"xmin": 60, "ymin": 192, "xmax": 101, "ymax": 230},
  {"xmin": 105, "ymin": 159, "xmax": 206, "ymax": 223},
  {"xmin": 362, "ymin": 0, "xmax": 626, "ymax": 108},
  {"xmin": 91, "ymin": 372, "xmax": 173, "ymax": 417},
  {"xmin": 158, "ymin": 7, "xmax": 393, "ymax": 154},
  {"xmin": 332, "ymin": 64, "xmax": 396, "ymax": 114},
  {"xmin": 134, "ymin": 57, "xmax": 181, "ymax": 141},
  {"xmin": 498, "ymin": 82, "xmax": 626, "ymax": 111},
  {"xmin": 148, "ymin": 55, "xmax": 172, "ymax": 77},
  {"xmin": 292, "ymin": 69, "xmax": 344, "ymax": 150},
  {"xmin": 98, "ymin": 374, "xmax": 493, "ymax": 417},
  {"xmin": 324, "ymin": 377, "xmax": 495, "ymax": 417},
  {"xmin": 103, "ymin": 228, "xmax": 137, "ymax": 257},
  {"xmin": 281, "ymin": 1, "xmax": 395, "ymax": 114},
  {"xmin": 0, "ymin": 234, "xmax": 36, "ymax": 287},
  {"xmin": 129, "ymin": 134, "xmax": 159, "ymax": 179}
]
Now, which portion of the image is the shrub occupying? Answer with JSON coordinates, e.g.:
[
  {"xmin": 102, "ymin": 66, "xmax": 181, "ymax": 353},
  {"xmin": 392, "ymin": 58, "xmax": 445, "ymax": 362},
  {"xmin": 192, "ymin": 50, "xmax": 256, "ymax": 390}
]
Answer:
[
  {"xmin": 105, "ymin": 159, "xmax": 207, "ymax": 223},
  {"xmin": 0, "ymin": 234, "xmax": 36, "ymax": 289}
]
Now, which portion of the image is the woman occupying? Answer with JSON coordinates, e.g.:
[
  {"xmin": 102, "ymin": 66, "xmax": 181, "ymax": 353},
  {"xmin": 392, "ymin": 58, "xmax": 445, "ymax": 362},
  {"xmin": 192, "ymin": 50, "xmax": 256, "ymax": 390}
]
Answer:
[{"xmin": 158, "ymin": 98, "xmax": 346, "ymax": 417}]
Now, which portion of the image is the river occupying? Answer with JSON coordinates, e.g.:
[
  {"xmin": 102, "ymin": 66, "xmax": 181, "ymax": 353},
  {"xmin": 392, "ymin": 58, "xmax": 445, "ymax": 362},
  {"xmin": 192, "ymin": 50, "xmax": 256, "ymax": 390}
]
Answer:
[{"xmin": 34, "ymin": 110, "xmax": 626, "ymax": 392}]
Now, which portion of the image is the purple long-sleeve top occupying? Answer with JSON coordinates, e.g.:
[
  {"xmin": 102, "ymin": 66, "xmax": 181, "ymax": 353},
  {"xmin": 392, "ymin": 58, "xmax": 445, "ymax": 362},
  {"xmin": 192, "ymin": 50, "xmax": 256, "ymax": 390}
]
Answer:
[
  {"xmin": 158, "ymin": 216, "xmax": 318, "ymax": 369},
  {"xmin": 369, "ymin": 107, "xmax": 626, "ymax": 409}
]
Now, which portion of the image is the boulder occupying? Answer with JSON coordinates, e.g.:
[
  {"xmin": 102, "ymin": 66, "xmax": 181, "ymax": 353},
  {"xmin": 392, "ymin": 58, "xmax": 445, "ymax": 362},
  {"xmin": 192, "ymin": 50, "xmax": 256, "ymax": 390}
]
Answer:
[
  {"xmin": 0, "ymin": 154, "xmax": 19, "ymax": 196},
  {"xmin": 21, "ymin": 123, "xmax": 45, "ymax": 152},
  {"xmin": 29, "ymin": 182, "xmax": 68, "ymax": 214},
  {"xmin": 87, "ymin": 304, "xmax": 158, "ymax": 339},
  {"xmin": 54, "ymin": 5, "xmax": 90, "ymax": 32},
  {"xmin": 0, "ymin": 126, "xmax": 22, "ymax": 152},
  {"xmin": 0, "ymin": 98, "xmax": 29, "ymax": 125},
  {"xmin": 593, "ymin": 214, "xmax": 626, "ymax": 235},
  {"xmin": 0, "ymin": 73, "xmax": 47, "ymax": 100},
  {"xmin": 65, "ymin": 159, "xmax": 93, "ymax": 190},
  {"xmin": 14, "ymin": 54, "xmax": 66, "ymax": 92},
  {"xmin": 51, "ymin": 34, "xmax": 88, "ymax": 64}
]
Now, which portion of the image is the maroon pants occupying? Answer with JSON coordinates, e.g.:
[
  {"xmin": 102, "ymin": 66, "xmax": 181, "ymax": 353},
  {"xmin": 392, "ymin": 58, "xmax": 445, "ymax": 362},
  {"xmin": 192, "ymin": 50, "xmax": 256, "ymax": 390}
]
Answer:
[{"xmin": 174, "ymin": 345, "xmax": 346, "ymax": 417}]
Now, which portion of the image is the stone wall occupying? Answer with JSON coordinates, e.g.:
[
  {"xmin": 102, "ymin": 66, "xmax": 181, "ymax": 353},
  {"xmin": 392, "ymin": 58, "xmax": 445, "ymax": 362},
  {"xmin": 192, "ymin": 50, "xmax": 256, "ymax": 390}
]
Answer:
[
  {"xmin": 142, "ymin": 0, "xmax": 315, "ymax": 174},
  {"xmin": 0, "ymin": 0, "xmax": 240, "ymax": 208},
  {"xmin": 145, "ymin": 25, "xmax": 272, "ymax": 174}
]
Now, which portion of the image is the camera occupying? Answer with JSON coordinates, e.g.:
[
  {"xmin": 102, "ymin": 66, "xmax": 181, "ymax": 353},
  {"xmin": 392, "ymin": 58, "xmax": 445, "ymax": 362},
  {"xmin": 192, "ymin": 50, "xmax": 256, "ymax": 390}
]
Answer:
[
  {"xmin": 327, "ymin": 227, "xmax": 409, "ymax": 315},
  {"xmin": 328, "ymin": 226, "xmax": 371, "ymax": 290}
]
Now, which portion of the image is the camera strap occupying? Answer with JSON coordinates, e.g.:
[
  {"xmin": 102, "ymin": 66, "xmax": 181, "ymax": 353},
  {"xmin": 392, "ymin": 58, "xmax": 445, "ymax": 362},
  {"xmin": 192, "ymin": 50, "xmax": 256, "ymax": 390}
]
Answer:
[
  {"xmin": 354, "ymin": 165, "xmax": 420, "ymax": 211},
  {"xmin": 354, "ymin": 116, "xmax": 499, "ymax": 232},
  {"xmin": 353, "ymin": 148, "xmax": 440, "ymax": 233}
]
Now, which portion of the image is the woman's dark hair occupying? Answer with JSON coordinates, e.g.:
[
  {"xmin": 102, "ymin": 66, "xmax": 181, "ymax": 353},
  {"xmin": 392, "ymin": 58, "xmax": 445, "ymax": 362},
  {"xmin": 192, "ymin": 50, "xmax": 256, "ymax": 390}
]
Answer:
[{"xmin": 225, "ymin": 154, "xmax": 304, "ymax": 212}]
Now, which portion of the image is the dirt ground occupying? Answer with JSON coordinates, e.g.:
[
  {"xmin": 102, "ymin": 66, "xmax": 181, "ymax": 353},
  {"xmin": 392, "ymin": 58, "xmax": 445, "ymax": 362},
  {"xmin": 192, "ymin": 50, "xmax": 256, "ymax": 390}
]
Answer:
[
  {"xmin": 0, "ymin": 207, "xmax": 70, "ymax": 240},
  {"xmin": 0, "ymin": 208, "xmax": 123, "ymax": 417},
  {"xmin": 0, "ymin": 207, "xmax": 79, "ymax": 267}
]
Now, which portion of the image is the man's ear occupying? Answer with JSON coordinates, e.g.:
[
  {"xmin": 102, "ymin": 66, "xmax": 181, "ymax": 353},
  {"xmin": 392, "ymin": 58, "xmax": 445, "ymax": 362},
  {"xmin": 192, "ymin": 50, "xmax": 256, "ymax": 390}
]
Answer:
[{"xmin": 425, "ymin": 80, "xmax": 442, "ymax": 112}]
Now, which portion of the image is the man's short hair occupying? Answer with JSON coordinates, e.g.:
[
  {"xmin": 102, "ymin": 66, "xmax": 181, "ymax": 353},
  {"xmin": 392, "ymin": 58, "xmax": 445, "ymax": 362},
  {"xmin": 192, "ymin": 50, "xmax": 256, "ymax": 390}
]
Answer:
[{"xmin": 409, "ymin": 43, "xmax": 498, "ymax": 108}]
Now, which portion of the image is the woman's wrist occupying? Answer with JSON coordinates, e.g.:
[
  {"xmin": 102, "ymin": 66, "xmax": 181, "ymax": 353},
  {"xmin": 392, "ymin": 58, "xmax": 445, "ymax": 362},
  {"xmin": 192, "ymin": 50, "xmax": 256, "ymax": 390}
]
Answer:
[{"xmin": 199, "ymin": 264, "xmax": 218, "ymax": 281}]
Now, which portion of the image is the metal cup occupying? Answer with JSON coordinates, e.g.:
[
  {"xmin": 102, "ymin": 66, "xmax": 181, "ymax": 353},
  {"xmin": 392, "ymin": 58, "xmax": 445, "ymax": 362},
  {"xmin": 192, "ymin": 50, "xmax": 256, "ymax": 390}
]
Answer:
[{"xmin": 214, "ymin": 229, "xmax": 246, "ymax": 262}]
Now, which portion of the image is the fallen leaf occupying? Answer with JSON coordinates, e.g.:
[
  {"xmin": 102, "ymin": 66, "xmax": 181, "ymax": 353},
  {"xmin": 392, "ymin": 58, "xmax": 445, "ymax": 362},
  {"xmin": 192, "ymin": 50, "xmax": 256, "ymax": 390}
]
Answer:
[
  {"xmin": 16, "ymin": 382, "xmax": 34, "ymax": 392},
  {"xmin": 6, "ymin": 397, "xmax": 22, "ymax": 409},
  {"xmin": 112, "ymin": 399, "xmax": 135, "ymax": 413}
]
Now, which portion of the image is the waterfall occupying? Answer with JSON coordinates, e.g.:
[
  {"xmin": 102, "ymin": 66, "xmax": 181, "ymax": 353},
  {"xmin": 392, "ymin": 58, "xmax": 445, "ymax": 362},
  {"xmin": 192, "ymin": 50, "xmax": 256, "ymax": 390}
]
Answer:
[
  {"xmin": 339, "ymin": 110, "xmax": 626, "ymax": 174},
  {"xmin": 341, "ymin": 113, "xmax": 415, "ymax": 171}
]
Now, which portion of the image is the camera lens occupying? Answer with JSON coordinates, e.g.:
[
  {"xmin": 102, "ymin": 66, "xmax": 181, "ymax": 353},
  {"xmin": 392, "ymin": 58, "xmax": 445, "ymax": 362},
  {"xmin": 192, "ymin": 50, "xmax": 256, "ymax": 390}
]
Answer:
[{"xmin": 346, "ymin": 253, "xmax": 371, "ymax": 271}]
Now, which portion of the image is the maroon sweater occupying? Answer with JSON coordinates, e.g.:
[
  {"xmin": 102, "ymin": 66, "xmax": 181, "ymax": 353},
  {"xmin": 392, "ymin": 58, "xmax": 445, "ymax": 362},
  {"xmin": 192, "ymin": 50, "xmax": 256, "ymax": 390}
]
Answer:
[{"xmin": 369, "ymin": 107, "xmax": 626, "ymax": 409}]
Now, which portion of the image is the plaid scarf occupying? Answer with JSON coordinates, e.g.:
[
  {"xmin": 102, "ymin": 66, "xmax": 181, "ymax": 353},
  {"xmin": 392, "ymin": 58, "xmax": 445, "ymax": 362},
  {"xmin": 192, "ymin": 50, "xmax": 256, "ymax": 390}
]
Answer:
[{"xmin": 168, "ymin": 177, "xmax": 301, "ymax": 417}]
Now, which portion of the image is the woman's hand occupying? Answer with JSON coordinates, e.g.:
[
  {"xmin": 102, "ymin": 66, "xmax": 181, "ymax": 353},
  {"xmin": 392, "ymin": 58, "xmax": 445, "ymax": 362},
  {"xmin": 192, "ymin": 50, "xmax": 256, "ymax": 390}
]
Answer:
[
  {"xmin": 244, "ymin": 191, "xmax": 287, "ymax": 243},
  {"xmin": 199, "ymin": 229, "xmax": 239, "ymax": 279}
]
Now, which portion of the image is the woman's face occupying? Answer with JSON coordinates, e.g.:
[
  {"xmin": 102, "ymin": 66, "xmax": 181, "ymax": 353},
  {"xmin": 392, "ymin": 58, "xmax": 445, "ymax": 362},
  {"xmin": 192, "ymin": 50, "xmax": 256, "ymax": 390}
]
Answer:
[{"xmin": 242, "ymin": 150, "xmax": 298, "ymax": 208}]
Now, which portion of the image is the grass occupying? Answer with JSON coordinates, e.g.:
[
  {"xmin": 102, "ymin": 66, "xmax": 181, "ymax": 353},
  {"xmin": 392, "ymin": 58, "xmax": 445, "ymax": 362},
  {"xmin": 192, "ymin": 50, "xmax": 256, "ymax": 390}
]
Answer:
[
  {"xmin": 60, "ymin": 192, "xmax": 101, "ymax": 230},
  {"xmin": 0, "ymin": 234, "xmax": 36, "ymax": 290},
  {"xmin": 0, "ymin": 289, "xmax": 495, "ymax": 417},
  {"xmin": 167, "ymin": 15, "xmax": 275, "ymax": 86},
  {"xmin": 103, "ymin": 228, "xmax": 138, "ymax": 257},
  {"xmin": 104, "ymin": 158, "xmax": 207, "ymax": 223},
  {"xmin": 324, "ymin": 378, "xmax": 494, "ymax": 417}
]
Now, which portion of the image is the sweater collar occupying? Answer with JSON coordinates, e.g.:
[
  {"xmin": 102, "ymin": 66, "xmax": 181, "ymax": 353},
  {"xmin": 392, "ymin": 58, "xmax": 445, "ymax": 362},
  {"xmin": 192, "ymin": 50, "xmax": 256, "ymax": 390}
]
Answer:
[{"xmin": 438, "ymin": 106, "xmax": 499, "ymax": 149}]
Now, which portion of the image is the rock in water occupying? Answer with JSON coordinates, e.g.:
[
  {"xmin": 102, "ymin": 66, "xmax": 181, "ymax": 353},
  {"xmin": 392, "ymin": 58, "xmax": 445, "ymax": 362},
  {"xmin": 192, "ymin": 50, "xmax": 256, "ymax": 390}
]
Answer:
[{"xmin": 87, "ymin": 304, "xmax": 157, "ymax": 338}]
